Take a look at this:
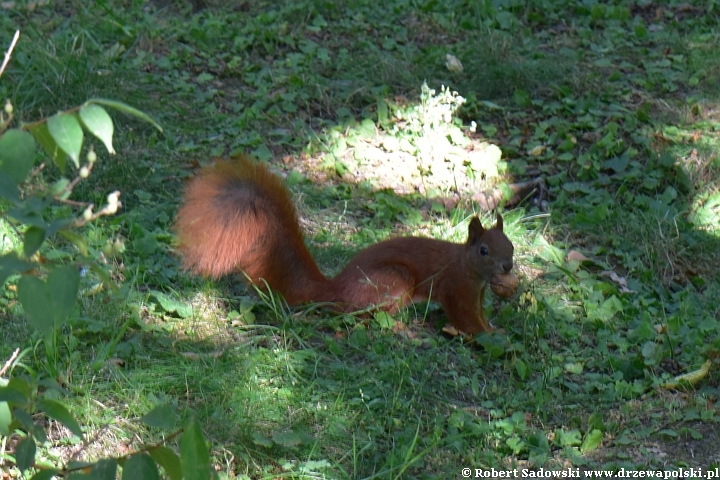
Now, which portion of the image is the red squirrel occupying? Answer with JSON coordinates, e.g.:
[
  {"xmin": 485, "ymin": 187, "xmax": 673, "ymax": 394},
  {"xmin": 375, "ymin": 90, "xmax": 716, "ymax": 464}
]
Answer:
[{"xmin": 174, "ymin": 156, "xmax": 516, "ymax": 334}]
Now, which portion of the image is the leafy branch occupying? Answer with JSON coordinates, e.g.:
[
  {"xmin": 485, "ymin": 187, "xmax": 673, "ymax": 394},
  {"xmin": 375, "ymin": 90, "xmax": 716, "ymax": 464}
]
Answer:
[{"xmin": 0, "ymin": 29, "xmax": 212, "ymax": 480}]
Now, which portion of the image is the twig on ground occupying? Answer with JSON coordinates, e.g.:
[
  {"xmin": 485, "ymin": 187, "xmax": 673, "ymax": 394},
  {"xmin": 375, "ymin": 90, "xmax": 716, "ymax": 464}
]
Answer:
[
  {"xmin": 0, "ymin": 348, "xmax": 21, "ymax": 377},
  {"xmin": 0, "ymin": 30, "xmax": 20, "ymax": 79}
]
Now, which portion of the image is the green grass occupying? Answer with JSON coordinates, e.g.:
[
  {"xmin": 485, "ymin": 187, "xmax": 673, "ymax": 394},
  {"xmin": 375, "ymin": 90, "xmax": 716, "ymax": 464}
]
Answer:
[{"xmin": 2, "ymin": 0, "xmax": 720, "ymax": 477}]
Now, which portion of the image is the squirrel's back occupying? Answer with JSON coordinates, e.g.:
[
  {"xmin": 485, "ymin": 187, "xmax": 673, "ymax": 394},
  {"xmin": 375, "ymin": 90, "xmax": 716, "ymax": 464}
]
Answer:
[{"xmin": 174, "ymin": 157, "xmax": 329, "ymax": 303}]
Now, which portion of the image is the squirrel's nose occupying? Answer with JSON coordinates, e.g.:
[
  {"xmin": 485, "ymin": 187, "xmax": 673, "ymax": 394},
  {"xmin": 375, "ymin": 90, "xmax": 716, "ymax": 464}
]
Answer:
[{"xmin": 502, "ymin": 260, "xmax": 513, "ymax": 273}]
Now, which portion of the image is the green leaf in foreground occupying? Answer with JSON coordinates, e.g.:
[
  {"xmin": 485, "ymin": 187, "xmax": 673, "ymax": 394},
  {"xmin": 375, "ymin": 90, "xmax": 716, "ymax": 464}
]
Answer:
[
  {"xmin": 37, "ymin": 398, "xmax": 83, "ymax": 438},
  {"xmin": 180, "ymin": 417, "xmax": 211, "ymax": 480},
  {"xmin": 252, "ymin": 432, "xmax": 273, "ymax": 447},
  {"xmin": 149, "ymin": 446, "xmax": 182, "ymax": 480},
  {"xmin": 0, "ymin": 128, "xmax": 36, "ymax": 184},
  {"xmin": 657, "ymin": 429, "xmax": 679, "ymax": 438},
  {"xmin": 0, "ymin": 174, "xmax": 21, "ymax": 202},
  {"xmin": 272, "ymin": 431, "xmax": 303, "ymax": 447},
  {"xmin": 23, "ymin": 226, "xmax": 46, "ymax": 258},
  {"xmin": 66, "ymin": 471, "xmax": 92, "ymax": 480},
  {"xmin": 47, "ymin": 113, "xmax": 84, "ymax": 169},
  {"xmin": 30, "ymin": 470, "xmax": 59, "ymax": 480},
  {"xmin": 91, "ymin": 459, "xmax": 119, "ymax": 480},
  {"xmin": 86, "ymin": 98, "xmax": 163, "ymax": 133},
  {"xmin": 0, "ymin": 383, "xmax": 30, "ymax": 405},
  {"xmin": 79, "ymin": 104, "xmax": 115, "ymax": 154},
  {"xmin": 0, "ymin": 400, "xmax": 11, "ymax": 435},
  {"xmin": 15, "ymin": 436, "xmax": 36, "ymax": 472},
  {"xmin": 29, "ymin": 123, "xmax": 68, "ymax": 171},
  {"xmin": 0, "ymin": 252, "xmax": 34, "ymax": 285},
  {"xmin": 67, "ymin": 460, "xmax": 94, "ymax": 471},
  {"xmin": 18, "ymin": 265, "xmax": 80, "ymax": 338},
  {"xmin": 122, "ymin": 454, "xmax": 159, "ymax": 480},
  {"xmin": 580, "ymin": 428, "xmax": 603, "ymax": 453},
  {"xmin": 150, "ymin": 290, "xmax": 192, "ymax": 318},
  {"xmin": 141, "ymin": 403, "xmax": 178, "ymax": 430},
  {"xmin": 13, "ymin": 408, "xmax": 36, "ymax": 432}
]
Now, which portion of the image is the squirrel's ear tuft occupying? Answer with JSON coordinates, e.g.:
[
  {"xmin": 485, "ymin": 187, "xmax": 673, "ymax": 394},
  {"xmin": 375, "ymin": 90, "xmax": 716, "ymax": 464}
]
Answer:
[
  {"xmin": 467, "ymin": 217, "xmax": 485, "ymax": 245},
  {"xmin": 495, "ymin": 212, "xmax": 504, "ymax": 231}
]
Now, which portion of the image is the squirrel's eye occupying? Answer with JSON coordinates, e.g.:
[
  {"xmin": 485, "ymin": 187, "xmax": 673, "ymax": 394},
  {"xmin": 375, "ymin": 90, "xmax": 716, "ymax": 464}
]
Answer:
[{"xmin": 480, "ymin": 246, "xmax": 489, "ymax": 256}]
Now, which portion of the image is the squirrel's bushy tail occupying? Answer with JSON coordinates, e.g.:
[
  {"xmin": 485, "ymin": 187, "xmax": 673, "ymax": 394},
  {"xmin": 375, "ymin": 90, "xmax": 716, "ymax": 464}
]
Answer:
[{"xmin": 174, "ymin": 157, "xmax": 329, "ymax": 304}]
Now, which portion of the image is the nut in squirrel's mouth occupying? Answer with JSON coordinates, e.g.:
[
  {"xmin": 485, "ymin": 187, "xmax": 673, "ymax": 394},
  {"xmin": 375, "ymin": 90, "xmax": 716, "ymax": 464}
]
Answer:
[{"xmin": 490, "ymin": 272, "xmax": 519, "ymax": 298}]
